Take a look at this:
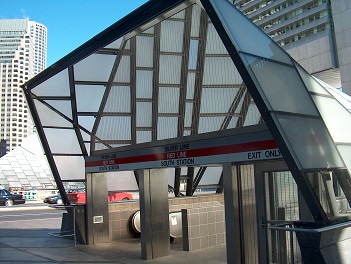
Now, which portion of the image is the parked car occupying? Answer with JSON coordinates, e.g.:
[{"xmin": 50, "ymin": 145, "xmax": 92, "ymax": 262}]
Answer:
[
  {"xmin": 43, "ymin": 193, "xmax": 63, "ymax": 204},
  {"xmin": 0, "ymin": 189, "xmax": 25, "ymax": 206},
  {"xmin": 67, "ymin": 190, "xmax": 133, "ymax": 204}
]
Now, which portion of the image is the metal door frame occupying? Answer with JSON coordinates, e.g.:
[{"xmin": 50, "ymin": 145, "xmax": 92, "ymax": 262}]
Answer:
[{"xmin": 254, "ymin": 160, "xmax": 288, "ymax": 264}]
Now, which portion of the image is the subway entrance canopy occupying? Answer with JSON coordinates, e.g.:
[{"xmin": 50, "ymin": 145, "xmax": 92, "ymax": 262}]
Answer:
[{"xmin": 22, "ymin": 0, "xmax": 351, "ymax": 262}]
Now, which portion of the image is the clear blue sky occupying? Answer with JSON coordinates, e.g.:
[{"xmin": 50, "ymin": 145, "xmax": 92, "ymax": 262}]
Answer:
[{"xmin": 0, "ymin": 0, "xmax": 148, "ymax": 67}]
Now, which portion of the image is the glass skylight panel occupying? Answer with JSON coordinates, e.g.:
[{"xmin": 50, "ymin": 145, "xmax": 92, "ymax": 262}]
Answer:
[
  {"xmin": 104, "ymin": 37, "xmax": 123, "ymax": 49},
  {"xmin": 34, "ymin": 99, "xmax": 73, "ymax": 127},
  {"xmin": 205, "ymin": 23, "xmax": 228, "ymax": 55},
  {"xmin": 78, "ymin": 116, "xmax": 95, "ymax": 132},
  {"xmin": 158, "ymin": 87, "xmax": 180, "ymax": 113},
  {"xmin": 157, "ymin": 117, "xmax": 178, "ymax": 140},
  {"xmin": 159, "ymin": 55, "xmax": 182, "ymax": 84},
  {"xmin": 200, "ymin": 88, "xmax": 239, "ymax": 113},
  {"xmin": 243, "ymin": 104, "xmax": 260, "ymax": 126},
  {"xmin": 243, "ymin": 54, "xmax": 319, "ymax": 115},
  {"xmin": 209, "ymin": 0, "xmax": 292, "ymax": 65},
  {"xmin": 136, "ymin": 36, "xmax": 154, "ymax": 68},
  {"xmin": 43, "ymin": 128, "xmax": 82, "ymax": 154},
  {"xmin": 188, "ymin": 39, "xmax": 198, "ymax": 70},
  {"xmin": 190, "ymin": 5, "xmax": 201, "ymax": 38},
  {"xmin": 114, "ymin": 56, "xmax": 131, "ymax": 83},
  {"xmin": 160, "ymin": 20, "xmax": 184, "ymax": 53},
  {"xmin": 275, "ymin": 114, "xmax": 344, "ymax": 170},
  {"xmin": 186, "ymin": 72, "xmax": 195, "ymax": 99},
  {"xmin": 74, "ymin": 54, "xmax": 116, "ymax": 82},
  {"xmin": 312, "ymin": 95, "xmax": 351, "ymax": 143},
  {"xmin": 184, "ymin": 103, "xmax": 193, "ymax": 127},
  {"xmin": 136, "ymin": 131, "xmax": 152, "ymax": 144},
  {"xmin": 43, "ymin": 100, "xmax": 72, "ymax": 119},
  {"xmin": 53, "ymin": 156, "xmax": 85, "ymax": 181},
  {"xmin": 226, "ymin": 116, "xmax": 239, "ymax": 129},
  {"xmin": 104, "ymin": 86, "xmax": 131, "ymax": 113},
  {"xmin": 198, "ymin": 116, "xmax": 225, "ymax": 133},
  {"xmin": 136, "ymin": 102, "xmax": 152, "ymax": 127},
  {"xmin": 96, "ymin": 116, "xmax": 131, "ymax": 140},
  {"xmin": 136, "ymin": 70, "xmax": 153, "ymax": 98},
  {"xmin": 31, "ymin": 69, "xmax": 69, "ymax": 96},
  {"xmin": 203, "ymin": 57, "xmax": 240, "ymax": 85},
  {"xmin": 75, "ymin": 85, "xmax": 105, "ymax": 113}
]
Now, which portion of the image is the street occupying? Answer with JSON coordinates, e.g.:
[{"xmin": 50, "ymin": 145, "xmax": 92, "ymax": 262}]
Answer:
[{"xmin": 0, "ymin": 202, "xmax": 63, "ymax": 231}]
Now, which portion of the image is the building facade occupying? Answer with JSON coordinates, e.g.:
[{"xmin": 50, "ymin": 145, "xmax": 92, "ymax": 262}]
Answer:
[
  {"xmin": 235, "ymin": 0, "xmax": 351, "ymax": 94},
  {"xmin": 0, "ymin": 19, "xmax": 47, "ymax": 152}
]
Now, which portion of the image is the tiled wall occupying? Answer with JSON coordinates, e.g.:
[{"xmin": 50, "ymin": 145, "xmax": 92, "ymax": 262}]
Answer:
[
  {"xmin": 108, "ymin": 194, "xmax": 224, "ymax": 242},
  {"xmin": 182, "ymin": 204, "xmax": 226, "ymax": 251}
]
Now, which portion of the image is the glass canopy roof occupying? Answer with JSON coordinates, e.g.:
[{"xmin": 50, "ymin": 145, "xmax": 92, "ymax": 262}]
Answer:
[{"xmin": 22, "ymin": 0, "xmax": 351, "ymax": 222}]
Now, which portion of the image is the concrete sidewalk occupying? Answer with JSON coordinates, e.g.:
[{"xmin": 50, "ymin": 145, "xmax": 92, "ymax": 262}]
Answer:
[
  {"xmin": 0, "ymin": 230, "xmax": 226, "ymax": 263},
  {"xmin": 0, "ymin": 203, "xmax": 227, "ymax": 264}
]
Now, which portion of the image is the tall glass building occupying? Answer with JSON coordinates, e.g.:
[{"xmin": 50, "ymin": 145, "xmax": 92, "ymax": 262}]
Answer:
[
  {"xmin": 0, "ymin": 19, "xmax": 47, "ymax": 152},
  {"xmin": 236, "ymin": 0, "xmax": 351, "ymax": 94}
]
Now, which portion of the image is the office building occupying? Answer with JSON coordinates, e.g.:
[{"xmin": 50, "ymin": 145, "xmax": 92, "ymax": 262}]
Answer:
[
  {"xmin": 236, "ymin": 0, "xmax": 351, "ymax": 94},
  {"xmin": 0, "ymin": 18, "xmax": 47, "ymax": 152}
]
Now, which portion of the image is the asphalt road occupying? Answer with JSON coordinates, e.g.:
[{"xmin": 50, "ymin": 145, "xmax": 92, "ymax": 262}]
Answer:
[{"xmin": 0, "ymin": 201, "xmax": 63, "ymax": 231}]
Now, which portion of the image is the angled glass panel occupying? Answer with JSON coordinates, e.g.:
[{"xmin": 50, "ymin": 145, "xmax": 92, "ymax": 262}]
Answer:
[
  {"xmin": 136, "ymin": 70, "xmax": 153, "ymax": 99},
  {"xmin": 34, "ymin": 100, "xmax": 73, "ymax": 127},
  {"xmin": 31, "ymin": 69, "xmax": 69, "ymax": 96},
  {"xmin": 200, "ymin": 88, "xmax": 239, "ymax": 113},
  {"xmin": 114, "ymin": 56, "xmax": 131, "ymax": 83},
  {"xmin": 206, "ymin": 23, "xmax": 228, "ymax": 55},
  {"xmin": 337, "ymin": 145, "xmax": 351, "ymax": 175},
  {"xmin": 190, "ymin": 4, "xmax": 201, "ymax": 37},
  {"xmin": 209, "ymin": 0, "xmax": 292, "ymax": 65},
  {"xmin": 78, "ymin": 116, "xmax": 95, "ymax": 132},
  {"xmin": 243, "ymin": 54, "xmax": 319, "ymax": 115},
  {"xmin": 274, "ymin": 114, "xmax": 344, "ymax": 170},
  {"xmin": 104, "ymin": 86, "xmax": 130, "ymax": 113},
  {"xmin": 184, "ymin": 103, "xmax": 193, "ymax": 127},
  {"xmin": 44, "ymin": 128, "xmax": 82, "ymax": 154},
  {"xmin": 136, "ymin": 102, "xmax": 152, "ymax": 127},
  {"xmin": 136, "ymin": 36, "xmax": 154, "ymax": 68},
  {"xmin": 188, "ymin": 39, "xmax": 198, "ymax": 70},
  {"xmin": 158, "ymin": 87, "xmax": 180, "ymax": 113},
  {"xmin": 198, "ymin": 116, "xmax": 225, "ymax": 133},
  {"xmin": 75, "ymin": 85, "xmax": 105, "ymax": 112},
  {"xmin": 136, "ymin": 131, "xmax": 152, "ymax": 144},
  {"xmin": 157, "ymin": 117, "xmax": 178, "ymax": 140},
  {"xmin": 160, "ymin": 20, "xmax": 184, "ymax": 53},
  {"xmin": 312, "ymin": 95, "xmax": 351, "ymax": 143},
  {"xmin": 74, "ymin": 54, "xmax": 116, "ymax": 82},
  {"xmin": 159, "ymin": 55, "xmax": 182, "ymax": 84},
  {"xmin": 203, "ymin": 57, "xmax": 241, "ymax": 85},
  {"xmin": 295, "ymin": 63, "xmax": 329, "ymax": 95},
  {"xmin": 244, "ymin": 104, "xmax": 261, "ymax": 126},
  {"xmin": 53, "ymin": 156, "xmax": 85, "ymax": 181},
  {"xmin": 43, "ymin": 100, "xmax": 72, "ymax": 119},
  {"xmin": 186, "ymin": 72, "xmax": 195, "ymax": 99},
  {"xmin": 96, "ymin": 116, "xmax": 131, "ymax": 140}
]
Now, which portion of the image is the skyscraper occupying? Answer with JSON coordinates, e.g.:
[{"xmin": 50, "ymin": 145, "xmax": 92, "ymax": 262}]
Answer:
[
  {"xmin": 0, "ymin": 18, "xmax": 47, "ymax": 152},
  {"xmin": 236, "ymin": 0, "xmax": 351, "ymax": 95}
]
